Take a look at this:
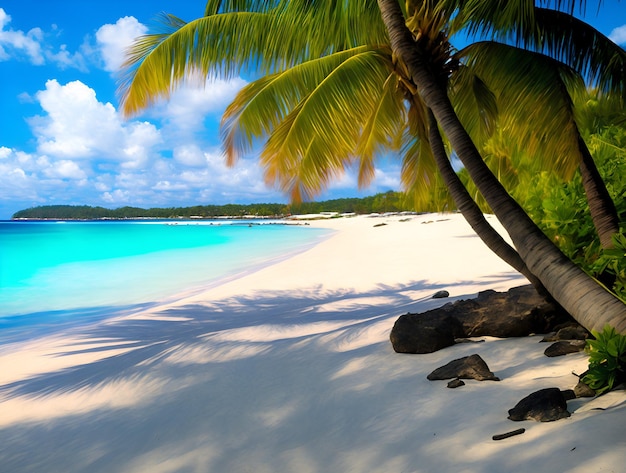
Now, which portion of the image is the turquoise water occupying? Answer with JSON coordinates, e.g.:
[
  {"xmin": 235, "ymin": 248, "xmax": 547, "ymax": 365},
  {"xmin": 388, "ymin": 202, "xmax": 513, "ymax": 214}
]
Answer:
[{"xmin": 0, "ymin": 220, "xmax": 330, "ymax": 325}]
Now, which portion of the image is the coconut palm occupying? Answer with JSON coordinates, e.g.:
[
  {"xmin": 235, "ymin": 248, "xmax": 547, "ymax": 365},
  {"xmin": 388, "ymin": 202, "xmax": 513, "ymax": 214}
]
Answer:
[
  {"xmin": 452, "ymin": 4, "xmax": 625, "ymax": 249},
  {"xmin": 377, "ymin": 0, "xmax": 626, "ymax": 331},
  {"xmin": 119, "ymin": 0, "xmax": 626, "ymax": 332}
]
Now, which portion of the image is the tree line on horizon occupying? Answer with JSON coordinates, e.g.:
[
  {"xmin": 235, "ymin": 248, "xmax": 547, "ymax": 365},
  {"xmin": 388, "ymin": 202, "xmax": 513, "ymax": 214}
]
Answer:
[{"xmin": 11, "ymin": 191, "xmax": 413, "ymax": 219}]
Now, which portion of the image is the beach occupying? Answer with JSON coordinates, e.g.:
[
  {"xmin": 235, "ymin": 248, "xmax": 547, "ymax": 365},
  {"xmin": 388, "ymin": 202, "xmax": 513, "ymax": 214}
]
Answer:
[{"xmin": 1, "ymin": 212, "xmax": 624, "ymax": 472}]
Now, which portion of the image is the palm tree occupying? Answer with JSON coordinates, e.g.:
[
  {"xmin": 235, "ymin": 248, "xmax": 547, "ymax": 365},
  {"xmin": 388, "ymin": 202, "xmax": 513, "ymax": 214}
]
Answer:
[
  {"xmin": 377, "ymin": 0, "xmax": 626, "ymax": 332},
  {"xmin": 452, "ymin": 39, "xmax": 621, "ymax": 249},
  {"xmin": 119, "ymin": 0, "xmax": 626, "ymax": 332}
]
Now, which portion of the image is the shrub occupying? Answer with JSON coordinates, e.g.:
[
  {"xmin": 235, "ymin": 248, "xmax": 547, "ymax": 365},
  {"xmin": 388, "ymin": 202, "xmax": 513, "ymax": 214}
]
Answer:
[{"xmin": 582, "ymin": 325, "xmax": 626, "ymax": 395}]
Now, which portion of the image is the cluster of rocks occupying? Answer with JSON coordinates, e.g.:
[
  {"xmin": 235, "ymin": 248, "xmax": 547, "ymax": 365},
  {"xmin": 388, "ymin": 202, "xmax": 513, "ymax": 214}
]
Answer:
[
  {"xmin": 389, "ymin": 285, "xmax": 599, "ymax": 440},
  {"xmin": 390, "ymin": 285, "xmax": 574, "ymax": 354}
]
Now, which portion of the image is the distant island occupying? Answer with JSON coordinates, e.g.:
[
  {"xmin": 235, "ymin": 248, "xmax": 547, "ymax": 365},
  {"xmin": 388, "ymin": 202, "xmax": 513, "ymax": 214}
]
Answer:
[{"xmin": 12, "ymin": 191, "xmax": 413, "ymax": 220}]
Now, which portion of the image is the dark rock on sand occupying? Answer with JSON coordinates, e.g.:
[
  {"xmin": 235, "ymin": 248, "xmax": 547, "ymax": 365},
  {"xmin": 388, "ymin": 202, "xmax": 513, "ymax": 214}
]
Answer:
[
  {"xmin": 447, "ymin": 378, "xmax": 465, "ymax": 388},
  {"xmin": 390, "ymin": 313, "xmax": 461, "ymax": 354},
  {"xmin": 508, "ymin": 388, "xmax": 571, "ymax": 422},
  {"xmin": 541, "ymin": 325, "xmax": 590, "ymax": 342},
  {"xmin": 432, "ymin": 290, "xmax": 450, "ymax": 299},
  {"xmin": 390, "ymin": 285, "xmax": 572, "ymax": 353},
  {"xmin": 427, "ymin": 354, "xmax": 500, "ymax": 381},
  {"xmin": 543, "ymin": 340, "xmax": 586, "ymax": 357}
]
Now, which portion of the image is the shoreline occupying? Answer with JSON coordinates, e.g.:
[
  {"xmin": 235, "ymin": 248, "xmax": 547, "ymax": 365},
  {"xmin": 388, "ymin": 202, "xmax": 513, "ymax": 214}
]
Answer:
[{"xmin": 1, "ymin": 212, "xmax": 624, "ymax": 473}]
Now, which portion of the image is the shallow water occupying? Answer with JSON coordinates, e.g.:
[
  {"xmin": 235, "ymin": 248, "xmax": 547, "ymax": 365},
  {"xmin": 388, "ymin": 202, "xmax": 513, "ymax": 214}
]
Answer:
[{"xmin": 0, "ymin": 220, "xmax": 330, "ymax": 334}]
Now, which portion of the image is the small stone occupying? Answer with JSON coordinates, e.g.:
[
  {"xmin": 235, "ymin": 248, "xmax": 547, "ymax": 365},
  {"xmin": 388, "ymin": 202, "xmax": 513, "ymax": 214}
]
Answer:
[
  {"xmin": 574, "ymin": 380, "xmax": 596, "ymax": 398},
  {"xmin": 432, "ymin": 290, "xmax": 450, "ymax": 299},
  {"xmin": 447, "ymin": 379, "xmax": 465, "ymax": 388}
]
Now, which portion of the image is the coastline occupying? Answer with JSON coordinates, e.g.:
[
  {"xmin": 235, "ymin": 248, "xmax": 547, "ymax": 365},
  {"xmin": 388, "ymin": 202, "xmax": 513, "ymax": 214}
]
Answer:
[{"xmin": 1, "ymin": 212, "xmax": 624, "ymax": 472}]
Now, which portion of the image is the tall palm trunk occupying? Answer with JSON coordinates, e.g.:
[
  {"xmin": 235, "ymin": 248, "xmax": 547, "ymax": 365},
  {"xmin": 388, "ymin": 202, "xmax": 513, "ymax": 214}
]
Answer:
[
  {"xmin": 378, "ymin": 0, "xmax": 626, "ymax": 333},
  {"xmin": 577, "ymin": 132, "xmax": 620, "ymax": 249},
  {"xmin": 426, "ymin": 107, "xmax": 547, "ymax": 294}
]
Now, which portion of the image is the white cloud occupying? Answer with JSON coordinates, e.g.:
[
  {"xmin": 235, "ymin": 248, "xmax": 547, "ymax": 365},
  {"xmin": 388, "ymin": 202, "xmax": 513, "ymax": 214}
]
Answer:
[
  {"xmin": 155, "ymin": 78, "xmax": 248, "ymax": 134},
  {"xmin": 31, "ymin": 80, "xmax": 123, "ymax": 158},
  {"xmin": 44, "ymin": 160, "xmax": 88, "ymax": 179},
  {"xmin": 95, "ymin": 16, "xmax": 147, "ymax": 73},
  {"xmin": 30, "ymin": 80, "xmax": 162, "ymax": 169},
  {"xmin": 0, "ymin": 146, "xmax": 11, "ymax": 159},
  {"xmin": 609, "ymin": 24, "xmax": 626, "ymax": 45},
  {"xmin": 173, "ymin": 145, "xmax": 207, "ymax": 167},
  {"xmin": 0, "ymin": 8, "xmax": 44, "ymax": 64},
  {"xmin": 0, "ymin": 8, "xmax": 86, "ymax": 70}
]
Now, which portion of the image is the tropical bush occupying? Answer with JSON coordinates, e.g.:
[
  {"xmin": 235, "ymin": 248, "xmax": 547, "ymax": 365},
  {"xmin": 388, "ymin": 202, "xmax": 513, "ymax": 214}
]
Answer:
[
  {"xmin": 529, "ymin": 127, "xmax": 625, "ymax": 292},
  {"xmin": 582, "ymin": 325, "xmax": 626, "ymax": 394}
]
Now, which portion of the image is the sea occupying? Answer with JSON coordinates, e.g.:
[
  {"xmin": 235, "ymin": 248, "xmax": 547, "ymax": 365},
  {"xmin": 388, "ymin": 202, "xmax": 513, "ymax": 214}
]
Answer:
[{"xmin": 0, "ymin": 219, "xmax": 331, "ymax": 343}]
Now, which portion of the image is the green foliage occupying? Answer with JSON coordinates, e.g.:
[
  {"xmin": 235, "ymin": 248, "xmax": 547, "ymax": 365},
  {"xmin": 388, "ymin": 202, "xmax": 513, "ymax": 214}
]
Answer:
[
  {"xmin": 582, "ymin": 325, "xmax": 626, "ymax": 394},
  {"xmin": 589, "ymin": 232, "xmax": 626, "ymax": 300},
  {"xmin": 514, "ymin": 123, "xmax": 626, "ymax": 299}
]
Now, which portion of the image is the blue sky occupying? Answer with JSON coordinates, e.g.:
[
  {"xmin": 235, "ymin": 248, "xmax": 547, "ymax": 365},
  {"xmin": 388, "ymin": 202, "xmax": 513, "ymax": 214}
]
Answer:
[{"xmin": 1, "ymin": 1, "xmax": 625, "ymax": 219}]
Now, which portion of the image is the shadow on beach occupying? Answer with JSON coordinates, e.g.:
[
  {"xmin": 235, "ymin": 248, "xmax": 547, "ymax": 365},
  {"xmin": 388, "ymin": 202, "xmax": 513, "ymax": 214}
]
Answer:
[{"xmin": 1, "ymin": 273, "xmax": 620, "ymax": 473}]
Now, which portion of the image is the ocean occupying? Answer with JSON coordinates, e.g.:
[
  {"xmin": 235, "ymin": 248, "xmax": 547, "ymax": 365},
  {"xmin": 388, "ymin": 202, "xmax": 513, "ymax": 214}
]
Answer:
[{"xmin": 0, "ymin": 220, "xmax": 331, "ymax": 341}]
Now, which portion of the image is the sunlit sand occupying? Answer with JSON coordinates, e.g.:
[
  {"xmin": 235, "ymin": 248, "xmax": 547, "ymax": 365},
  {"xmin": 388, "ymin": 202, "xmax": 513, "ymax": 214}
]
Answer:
[{"xmin": 1, "ymin": 213, "xmax": 624, "ymax": 472}]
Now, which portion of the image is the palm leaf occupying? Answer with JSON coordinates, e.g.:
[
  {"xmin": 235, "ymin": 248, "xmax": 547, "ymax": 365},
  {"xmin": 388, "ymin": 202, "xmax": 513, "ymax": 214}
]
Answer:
[
  {"xmin": 260, "ymin": 52, "xmax": 395, "ymax": 198},
  {"xmin": 527, "ymin": 8, "xmax": 626, "ymax": 100},
  {"xmin": 459, "ymin": 41, "xmax": 586, "ymax": 178},
  {"xmin": 221, "ymin": 46, "xmax": 384, "ymax": 165}
]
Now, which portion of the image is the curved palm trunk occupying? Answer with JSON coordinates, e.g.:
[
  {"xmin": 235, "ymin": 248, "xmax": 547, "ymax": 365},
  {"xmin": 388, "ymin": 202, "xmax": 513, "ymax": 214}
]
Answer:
[
  {"xmin": 426, "ymin": 108, "xmax": 547, "ymax": 294},
  {"xmin": 378, "ymin": 0, "xmax": 626, "ymax": 333},
  {"xmin": 578, "ymin": 132, "xmax": 620, "ymax": 249}
]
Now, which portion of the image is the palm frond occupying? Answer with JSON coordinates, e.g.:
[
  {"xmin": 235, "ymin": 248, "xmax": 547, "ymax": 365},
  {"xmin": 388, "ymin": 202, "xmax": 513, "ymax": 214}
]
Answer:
[
  {"xmin": 355, "ymin": 72, "xmax": 407, "ymax": 187},
  {"xmin": 119, "ymin": 12, "xmax": 277, "ymax": 116},
  {"xmin": 249, "ymin": 48, "xmax": 398, "ymax": 200},
  {"xmin": 204, "ymin": 0, "xmax": 281, "ymax": 15},
  {"xmin": 448, "ymin": 64, "xmax": 498, "ymax": 143},
  {"xmin": 221, "ymin": 46, "xmax": 393, "ymax": 164},
  {"xmin": 399, "ymin": 98, "xmax": 444, "ymax": 208},
  {"xmin": 459, "ymin": 41, "xmax": 586, "ymax": 178},
  {"xmin": 527, "ymin": 8, "xmax": 626, "ymax": 100}
]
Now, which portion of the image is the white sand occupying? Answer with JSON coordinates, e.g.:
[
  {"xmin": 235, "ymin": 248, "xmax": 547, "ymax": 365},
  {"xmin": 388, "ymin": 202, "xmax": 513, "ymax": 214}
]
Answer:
[{"xmin": 0, "ymin": 213, "xmax": 624, "ymax": 473}]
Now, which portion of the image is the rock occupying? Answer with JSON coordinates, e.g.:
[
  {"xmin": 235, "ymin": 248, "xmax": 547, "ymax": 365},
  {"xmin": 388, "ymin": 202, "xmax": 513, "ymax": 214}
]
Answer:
[
  {"xmin": 391, "ymin": 285, "xmax": 572, "ymax": 353},
  {"xmin": 543, "ymin": 340, "xmax": 586, "ymax": 357},
  {"xmin": 454, "ymin": 286, "xmax": 570, "ymax": 337},
  {"xmin": 447, "ymin": 379, "xmax": 465, "ymax": 388},
  {"xmin": 574, "ymin": 379, "xmax": 596, "ymax": 398},
  {"xmin": 390, "ymin": 313, "xmax": 461, "ymax": 354},
  {"xmin": 432, "ymin": 290, "xmax": 450, "ymax": 299},
  {"xmin": 541, "ymin": 325, "xmax": 590, "ymax": 342},
  {"xmin": 562, "ymin": 389, "xmax": 576, "ymax": 401},
  {"xmin": 427, "ymin": 354, "xmax": 500, "ymax": 381},
  {"xmin": 556, "ymin": 325, "xmax": 590, "ymax": 340},
  {"xmin": 508, "ymin": 388, "xmax": 571, "ymax": 422}
]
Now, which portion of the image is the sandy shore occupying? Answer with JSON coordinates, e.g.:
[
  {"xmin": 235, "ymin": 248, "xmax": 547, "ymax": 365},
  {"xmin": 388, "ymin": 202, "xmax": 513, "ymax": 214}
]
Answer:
[{"xmin": 0, "ymin": 213, "xmax": 624, "ymax": 472}]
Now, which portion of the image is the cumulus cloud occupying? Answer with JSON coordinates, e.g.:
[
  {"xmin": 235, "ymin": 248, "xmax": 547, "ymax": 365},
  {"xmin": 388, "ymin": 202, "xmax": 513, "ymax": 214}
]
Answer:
[
  {"xmin": 153, "ymin": 77, "xmax": 248, "ymax": 136},
  {"xmin": 95, "ymin": 16, "xmax": 147, "ymax": 73},
  {"xmin": 29, "ymin": 79, "xmax": 161, "ymax": 167},
  {"xmin": 0, "ymin": 8, "xmax": 44, "ymax": 64},
  {"xmin": 0, "ymin": 8, "xmax": 86, "ymax": 70},
  {"xmin": 609, "ymin": 24, "xmax": 626, "ymax": 45},
  {"xmin": 43, "ymin": 160, "xmax": 88, "ymax": 179}
]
